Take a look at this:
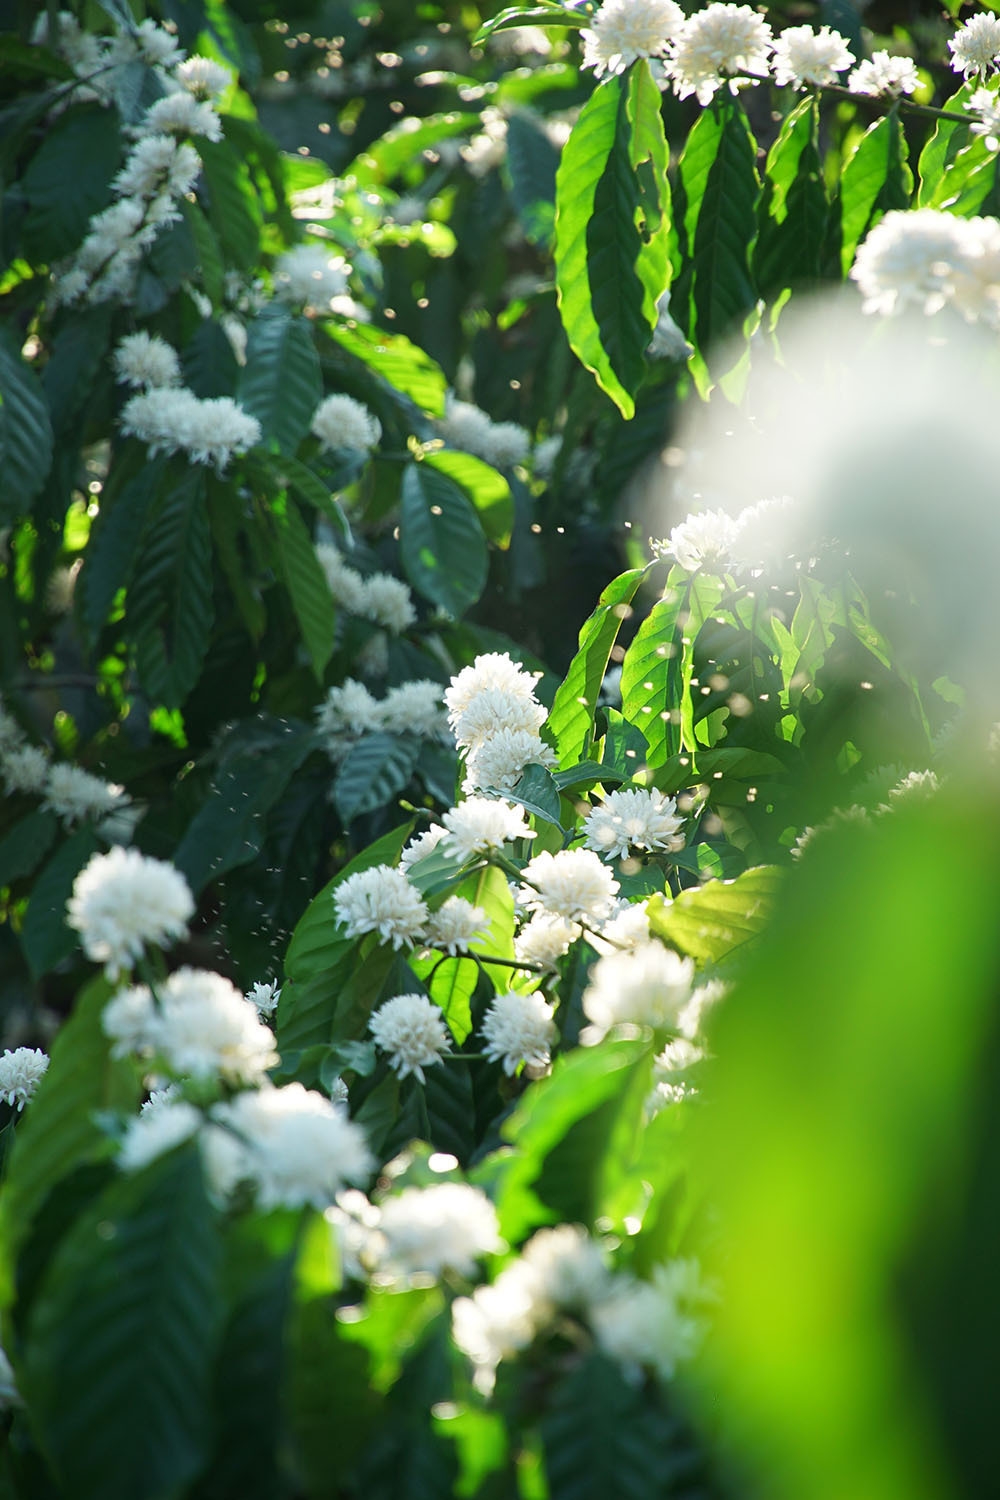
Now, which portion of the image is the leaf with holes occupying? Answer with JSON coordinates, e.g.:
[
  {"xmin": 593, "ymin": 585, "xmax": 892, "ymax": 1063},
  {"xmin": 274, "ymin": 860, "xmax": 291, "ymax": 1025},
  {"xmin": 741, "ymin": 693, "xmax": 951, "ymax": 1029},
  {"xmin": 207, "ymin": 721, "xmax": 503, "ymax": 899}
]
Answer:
[
  {"xmin": 22, "ymin": 1146, "xmax": 221, "ymax": 1500},
  {"xmin": 239, "ymin": 307, "xmax": 322, "ymax": 454},
  {"xmin": 547, "ymin": 568, "xmax": 647, "ymax": 767},
  {"xmin": 399, "ymin": 463, "xmax": 487, "ymax": 617}
]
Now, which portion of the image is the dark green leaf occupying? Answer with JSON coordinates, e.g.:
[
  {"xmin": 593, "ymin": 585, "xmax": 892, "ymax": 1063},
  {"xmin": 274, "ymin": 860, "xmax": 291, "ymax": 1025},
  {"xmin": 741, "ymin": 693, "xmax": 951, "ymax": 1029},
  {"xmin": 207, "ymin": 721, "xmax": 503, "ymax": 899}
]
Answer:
[
  {"xmin": 239, "ymin": 306, "xmax": 322, "ymax": 454},
  {"xmin": 82, "ymin": 459, "xmax": 165, "ymax": 635},
  {"xmin": 333, "ymin": 733, "xmax": 423, "ymax": 826},
  {"xmin": 619, "ymin": 586, "xmax": 688, "ymax": 770},
  {"xmin": 271, "ymin": 495, "xmax": 336, "ymax": 678},
  {"xmin": 198, "ymin": 136, "xmax": 262, "ymax": 271},
  {"xmin": 0, "ymin": 810, "xmax": 58, "ymax": 887},
  {"xmin": 400, "ymin": 463, "xmax": 488, "ymax": 617},
  {"xmin": 20, "ymin": 105, "xmax": 120, "ymax": 262},
  {"xmin": 508, "ymin": 763, "xmax": 564, "ymax": 827},
  {"xmin": 506, "ymin": 112, "xmax": 560, "ymax": 247},
  {"xmin": 754, "ymin": 97, "xmax": 827, "ymax": 296},
  {"xmin": 547, "ymin": 567, "xmax": 647, "ymax": 767},
  {"xmin": 21, "ymin": 828, "xmax": 100, "ymax": 979},
  {"xmin": 0, "ymin": 335, "xmax": 54, "ymax": 520},
  {"xmin": 423, "ymin": 448, "xmax": 514, "ymax": 547}
]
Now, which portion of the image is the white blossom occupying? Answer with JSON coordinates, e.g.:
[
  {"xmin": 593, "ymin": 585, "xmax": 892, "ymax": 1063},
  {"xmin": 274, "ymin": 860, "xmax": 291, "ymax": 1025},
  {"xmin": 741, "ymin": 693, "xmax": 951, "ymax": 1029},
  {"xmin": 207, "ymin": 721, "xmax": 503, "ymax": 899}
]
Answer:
[
  {"xmin": 583, "ymin": 942, "xmax": 694, "ymax": 1039},
  {"xmin": 521, "ymin": 1224, "xmax": 611, "ymax": 1310},
  {"xmin": 368, "ymin": 992, "xmax": 451, "ymax": 1082},
  {"xmin": 114, "ymin": 135, "xmax": 201, "ymax": 200},
  {"xmin": 452, "ymin": 1263, "xmax": 543, "ymax": 1388},
  {"xmin": 651, "ymin": 509, "xmax": 737, "ymax": 573},
  {"xmin": 118, "ymin": 1100, "xmax": 201, "ymax": 1172},
  {"xmin": 532, "ymin": 434, "xmax": 562, "ymax": 480},
  {"xmin": 445, "ymin": 652, "xmax": 542, "ymax": 729},
  {"xmin": 315, "ymin": 543, "xmax": 368, "ymax": 614},
  {"xmin": 333, "ymin": 866, "xmax": 429, "ymax": 949},
  {"xmin": 376, "ymin": 1183, "xmax": 502, "ymax": 1277},
  {"xmin": 0, "ymin": 703, "xmax": 24, "ymax": 754},
  {"xmin": 463, "ymin": 730, "xmax": 558, "ymax": 794},
  {"xmin": 592, "ymin": 900, "xmax": 652, "ymax": 954},
  {"xmin": 107, "ymin": 968, "xmax": 278, "ymax": 1085},
  {"xmin": 120, "ymin": 388, "xmax": 260, "ymax": 470},
  {"xmin": 176, "ymin": 56, "xmax": 232, "ymax": 100},
  {"xmin": 441, "ymin": 797, "xmax": 535, "ymax": 862},
  {"xmin": 2, "ymin": 744, "xmax": 50, "ymax": 795},
  {"xmin": 967, "ymin": 86, "xmax": 1000, "ymax": 149},
  {"xmin": 132, "ymin": 18, "xmax": 183, "ymax": 68},
  {"xmin": 665, "ymin": 4, "xmax": 774, "ymax": 104},
  {"xmin": 137, "ymin": 92, "xmax": 222, "ymax": 141},
  {"xmin": 590, "ymin": 1260, "xmax": 713, "ymax": 1382},
  {"xmin": 358, "ymin": 574, "xmax": 417, "ymax": 633},
  {"xmin": 316, "ymin": 679, "xmax": 385, "ymax": 757},
  {"xmin": 883, "ymin": 768, "xmax": 941, "ymax": 807},
  {"xmin": 449, "ymin": 688, "xmax": 548, "ymax": 753},
  {"xmin": 438, "ymin": 397, "xmax": 529, "ymax": 468},
  {"xmin": 949, "ymin": 13, "xmax": 1000, "ymax": 80},
  {"xmin": 425, "ymin": 896, "xmax": 492, "ymax": 955},
  {"xmin": 311, "ymin": 393, "xmax": 382, "ymax": 453},
  {"xmin": 514, "ymin": 911, "xmax": 579, "ymax": 970},
  {"xmin": 771, "ymin": 25, "xmax": 853, "ymax": 88},
  {"xmin": 481, "ymin": 420, "xmax": 532, "ymax": 471},
  {"xmin": 212, "ymin": 1082, "xmax": 372, "ymax": 1209},
  {"xmin": 0, "ymin": 1048, "xmax": 49, "ymax": 1110},
  {"xmin": 461, "ymin": 110, "xmax": 509, "ymax": 177},
  {"xmin": 480, "ymin": 990, "xmax": 556, "ymax": 1075},
  {"xmin": 583, "ymin": 788, "xmax": 684, "ymax": 861},
  {"xmin": 848, "ymin": 51, "xmax": 919, "ymax": 97},
  {"xmin": 379, "ymin": 680, "xmax": 445, "ymax": 738},
  {"xmin": 399, "ymin": 824, "xmax": 449, "ymax": 874},
  {"xmin": 246, "ymin": 980, "xmax": 281, "ymax": 1019},
  {"xmin": 113, "ymin": 332, "xmax": 181, "ymax": 390},
  {"xmin": 44, "ymin": 764, "xmax": 129, "ymax": 828},
  {"xmin": 850, "ymin": 209, "xmax": 1000, "ymax": 323},
  {"xmin": 520, "ymin": 848, "xmax": 619, "ymax": 924},
  {"xmin": 274, "ymin": 244, "xmax": 350, "ymax": 310},
  {"xmin": 67, "ymin": 847, "xmax": 194, "ymax": 977},
  {"xmin": 581, "ymin": 0, "xmax": 684, "ymax": 77}
]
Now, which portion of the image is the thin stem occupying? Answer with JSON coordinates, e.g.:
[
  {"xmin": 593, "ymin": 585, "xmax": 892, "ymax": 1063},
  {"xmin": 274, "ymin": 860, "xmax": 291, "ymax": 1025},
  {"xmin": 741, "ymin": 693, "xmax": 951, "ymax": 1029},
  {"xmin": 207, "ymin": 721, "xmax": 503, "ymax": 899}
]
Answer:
[
  {"xmin": 474, "ymin": 953, "xmax": 544, "ymax": 974},
  {"xmin": 415, "ymin": 1081, "xmax": 432, "ymax": 1140}
]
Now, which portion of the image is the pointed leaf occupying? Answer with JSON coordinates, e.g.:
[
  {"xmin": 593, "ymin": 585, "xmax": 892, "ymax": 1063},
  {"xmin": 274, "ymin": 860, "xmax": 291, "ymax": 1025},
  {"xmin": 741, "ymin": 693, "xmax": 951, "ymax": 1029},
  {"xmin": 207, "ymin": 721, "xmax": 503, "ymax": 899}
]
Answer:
[
  {"xmin": 271, "ymin": 495, "xmax": 336, "ymax": 678},
  {"xmin": 333, "ymin": 733, "xmax": 423, "ymax": 826},
  {"xmin": 647, "ymin": 864, "xmax": 783, "ymax": 963},
  {"xmin": 239, "ymin": 306, "xmax": 322, "ymax": 453},
  {"xmin": 127, "ymin": 469, "xmax": 213, "ymax": 708},
  {"xmin": 547, "ymin": 567, "xmax": 647, "ymax": 766},
  {"xmin": 0, "ymin": 335, "xmax": 54, "ymax": 520},
  {"xmin": 400, "ymin": 463, "xmax": 488, "ymax": 617},
  {"xmin": 837, "ymin": 111, "xmax": 912, "ymax": 275}
]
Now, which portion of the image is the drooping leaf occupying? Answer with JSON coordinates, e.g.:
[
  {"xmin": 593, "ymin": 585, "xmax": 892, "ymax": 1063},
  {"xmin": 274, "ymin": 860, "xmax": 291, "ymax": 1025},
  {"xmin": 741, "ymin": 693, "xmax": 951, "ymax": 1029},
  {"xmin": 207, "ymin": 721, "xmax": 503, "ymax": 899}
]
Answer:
[
  {"xmin": 399, "ymin": 463, "xmax": 488, "ymax": 617},
  {"xmin": 323, "ymin": 321, "xmax": 448, "ymax": 417},
  {"xmin": 547, "ymin": 567, "xmax": 648, "ymax": 767},
  {"xmin": 618, "ymin": 583, "xmax": 690, "ymax": 770},
  {"xmin": 422, "ymin": 448, "xmax": 514, "ymax": 547},
  {"xmin": 917, "ymin": 82, "xmax": 976, "ymax": 207},
  {"xmin": 0, "ymin": 335, "xmax": 55, "ymax": 520},
  {"xmin": 20, "ymin": 104, "xmax": 120, "ymax": 262},
  {"xmin": 239, "ymin": 306, "xmax": 322, "ymax": 454},
  {"xmin": 271, "ymin": 495, "xmax": 336, "ymax": 678},
  {"xmin": 754, "ymin": 97, "xmax": 827, "ymax": 296}
]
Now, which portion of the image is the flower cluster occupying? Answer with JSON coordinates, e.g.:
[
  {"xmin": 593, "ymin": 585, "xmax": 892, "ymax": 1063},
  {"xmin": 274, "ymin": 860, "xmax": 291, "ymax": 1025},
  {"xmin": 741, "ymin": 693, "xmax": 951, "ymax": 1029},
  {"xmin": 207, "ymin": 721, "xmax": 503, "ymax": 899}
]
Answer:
[
  {"xmin": 315, "ymin": 543, "xmax": 417, "ymax": 634},
  {"xmin": 315, "ymin": 678, "xmax": 445, "ymax": 759},
  {"xmin": 0, "ymin": 725, "xmax": 132, "ymax": 833},
  {"xmin": 651, "ymin": 495, "xmax": 796, "ymax": 576},
  {"xmin": 68, "ymin": 847, "xmax": 195, "ymax": 978},
  {"xmin": 582, "ymin": 788, "xmax": 684, "ymax": 862},
  {"xmin": 120, "ymin": 385, "xmax": 261, "ymax": 471},
  {"xmin": 438, "ymin": 397, "xmax": 531, "ymax": 471},
  {"xmin": 0, "ymin": 1048, "xmax": 49, "ymax": 1110},
  {"xmin": 851, "ymin": 209, "xmax": 1000, "ymax": 326},
  {"xmin": 311, "ymin": 394, "xmax": 382, "ymax": 454},
  {"xmin": 104, "ymin": 966, "xmax": 279, "ymax": 1084},
  {"xmin": 444, "ymin": 652, "xmax": 555, "ymax": 793}
]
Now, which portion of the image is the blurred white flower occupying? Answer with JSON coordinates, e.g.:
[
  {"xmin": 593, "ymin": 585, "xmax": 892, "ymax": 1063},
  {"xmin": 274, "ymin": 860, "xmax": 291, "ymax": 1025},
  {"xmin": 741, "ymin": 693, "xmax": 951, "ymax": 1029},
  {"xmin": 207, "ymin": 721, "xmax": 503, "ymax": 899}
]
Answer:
[
  {"xmin": 212, "ymin": 1082, "xmax": 372, "ymax": 1209},
  {"xmin": 771, "ymin": 25, "xmax": 853, "ymax": 88},
  {"xmin": 441, "ymin": 796, "xmax": 535, "ymax": 862},
  {"xmin": 425, "ymin": 896, "xmax": 492, "ymax": 955},
  {"xmin": 648, "ymin": 294, "xmax": 692, "ymax": 361},
  {"xmin": 246, "ymin": 980, "xmax": 281, "ymax": 1019},
  {"xmin": 44, "ymin": 764, "xmax": 129, "ymax": 828},
  {"xmin": 368, "ymin": 993, "xmax": 451, "ymax": 1082},
  {"xmin": 311, "ymin": 393, "xmax": 382, "ymax": 452},
  {"xmin": 480, "ymin": 990, "xmax": 556, "ymax": 1074},
  {"xmin": 520, "ymin": 848, "xmax": 619, "ymax": 924},
  {"xmin": 358, "ymin": 574, "xmax": 417, "ymax": 633},
  {"xmin": 114, "ymin": 136, "xmax": 201, "ymax": 200},
  {"xmin": 334, "ymin": 866, "xmax": 429, "ymax": 948},
  {"xmin": 2, "ymin": 744, "xmax": 50, "ymax": 795},
  {"xmin": 967, "ymin": 86, "xmax": 1000, "ymax": 149},
  {"xmin": 113, "ymin": 332, "xmax": 181, "ymax": 390},
  {"xmin": 583, "ymin": 788, "xmax": 684, "ymax": 861},
  {"xmin": 132, "ymin": 18, "xmax": 183, "ymax": 68},
  {"xmin": 113, "ymin": 968, "xmax": 278, "ymax": 1085},
  {"xmin": 591, "ymin": 1260, "xmax": 713, "ymax": 1382},
  {"xmin": 176, "ymin": 57, "xmax": 232, "ymax": 100},
  {"xmin": 315, "ymin": 543, "xmax": 368, "ymax": 614},
  {"xmin": 591, "ymin": 900, "xmax": 652, "ymax": 955},
  {"xmin": 438, "ymin": 396, "xmax": 529, "ymax": 468},
  {"xmin": 118, "ymin": 1099, "xmax": 202, "ymax": 1172},
  {"xmin": 376, "ymin": 1182, "xmax": 502, "ymax": 1277},
  {"xmin": 651, "ymin": 509, "xmax": 737, "ymax": 573},
  {"xmin": 379, "ymin": 680, "xmax": 445, "ymax": 738},
  {"xmin": 274, "ymin": 244, "xmax": 350, "ymax": 310},
  {"xmin": 850, "ymin": 209, "xmax": 1000, "ymax": 323},
  {"xmin": 137, "ymin": 92, "xmax": 222, "ymax": 142},
  {"xmin": 666, "ymin": 4, "xmax": 773, "ymax": 104},
  {"xmin": 729, "ymin": 495, "xmax": 796, "ymax": 572},
  {"xmin": 120, "ymin": 389, "xmax": 260, "ymax": 470},
  {"xmin": 583, "ymin": 942, "xmax": 694, "ymax": 1038},
  {"xmin": 949, "ymin": 13, "xmax": 1000, "ymax": 79},
  {"xmin": 67, "ymin": 847, "xmax": 194, "ymax": 977},
  {"xmin": 522, "ymin": 1223, "xmax": 611, "ymax": 1310},
  {"xmin": 514, "ymin": 911, "xmax": 579, "ymax": 970},
  {"xmin": 399, "ymin": 824, "xmax": 449, "ymax": 873},
  {"xmin": 316, "ymin": 678, "xmax": 385, "ymax": 757},
  {"xmin": 581, "ymin": 0, "xmax": 683, "ymax": 76},
  {"xmin": 848, "ymin": 51, "xmax": 919, "ymax": 97},
  {"xmin": 452, "ymin": 1263, "xmax": 542, "ymax": 1389},
  {"xmin": 0, "ymin": 1048, "xmax": 49, "ymax": 1110}
]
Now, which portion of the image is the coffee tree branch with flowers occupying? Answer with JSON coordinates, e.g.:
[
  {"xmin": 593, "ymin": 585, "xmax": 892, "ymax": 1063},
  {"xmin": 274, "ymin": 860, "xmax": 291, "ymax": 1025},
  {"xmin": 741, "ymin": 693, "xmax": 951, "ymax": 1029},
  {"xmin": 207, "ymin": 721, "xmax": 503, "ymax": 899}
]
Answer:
[{"xmin": 0, "ymin": 0, "xmax": 998, "ymax": 1495}]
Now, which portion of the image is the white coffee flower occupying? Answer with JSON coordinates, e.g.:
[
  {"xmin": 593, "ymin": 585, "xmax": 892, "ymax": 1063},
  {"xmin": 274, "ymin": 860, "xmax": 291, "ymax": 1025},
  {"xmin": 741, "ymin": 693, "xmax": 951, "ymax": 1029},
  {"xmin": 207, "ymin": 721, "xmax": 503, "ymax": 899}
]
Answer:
[
  {"xmin": 583, "ymin": 788, "xmax": 684, "ymax": 862},
  {"xmin": 479, "ymin": 420, "xmax": 532, "ymax": 471},
  {"xmin": 590, "ymin": 1260, "xmax": 712, "ymax": 1382},
  {"xmin": 521, "ymin": 1224, "xmax": 611, "ymax": 1310},
  {"xmin": 150, "ymin": 968, "xmax": 279, "ymax": 1084},
  {"xmin": 450, "ymin": 688, "xmax": 548, "ymax": 753},
  {"xmin": 848, "ymin": 51, "xmax": 919, "ymax": 97},
  {"xmin": 399, "ymin": 824, "xmax": 449, "ymax": 874},
  {"xmin": 729, "ymin": 495, "xmax": 796, "ymax": 572},
  {"xmin": 0, "ymin": 1048, "xmax": 49, "ymax": 1109},
  {"xmin": 176, "ymin": 56, "xmax": 232, "ymax": 100},
  {"xmin": 2, "ymin": 744, "xmax": 50, "ymax": 795},
  {"xmin": 133, "ymin": 18, "xmax": 183, "ymax": 68},
  {"xmin": 426, "ymin": 897, "xmax": 492, "ymax": 955},
  {"xmin": 376, "ymin": 1183, "xmax": 502, "ymax": 1277},
  {"xmin": 358, "ymin": 574, "xmax": 417, "ymax": 633},
  {"xmin": 666, "ymin": 4, "xmax": 774, "ymax": 104},
  {"xmin": 445, "ymin": 652, "xmax": 543, "ymax": 729},
  {"xmin": 452, "ymin": 1263, "xmax": 543, "ymax": 1387},
  {"xmin": 967, "ymin": 85, "xmax": 1000, "ymax": 149},
  {"xmin": 441, "ymin": 797, "xmax": 535, "ymax": 863},
  {"xmin": 113, "ymin": 332, "xmax": 181, "ymax": 390},
  {"xmin": 103, "ymin": 986, "xmax": 158, "ymax": 1059},
  {"xmin": 463, "ymin": 730, "xmax": 558, "ymax": 794},
  {"xmin": 581, "ymin": 0, "xmax": 684, "ymax": 76},
  {"xmin": 44, "ymin": 764, "xmax": 129, "ymax": 828},
  {"xmin": 583, "ymin": 942, "xmax": 694, "ymax": 1038},
  {"xmin": 514, "ymin": 911, "xmax": 579, "ymax": 969},
  {"xmin": 315, "ymin": 543, "xmax": 368, "ymax": 614},
  {"xmin": 481, "ymin": 990, "xmax": 556, "ymax": 1075},
  {"xmin": 246, "ymin": 980, "xmax": 281, "ymax": 1019},
  {"xmin": 120, "ymin": 388, "xmax": 260, "ymax": 470},
  {"xmin": 591, "ymin": 900, "xmax": 652, "ymax": 954},
  {"xmin": 114, "ymin": 136, "xmax": 202, "ymax": 200},
  {"xmin": 138, "ymin": 92, "xmax": 223, "ymax": 142},
  {"xmin": 652, "ymin": 509, "xmax": 737, "ymax": 573},
  {"xmin": 67, "ymin": 847, "xmax": 194, "ymax": 977},
  {"xmin": 850, "ymin": 208, "xmax": 982, "ymax": 318},
  {"xmin": 368, "ymin": 992, "xmax": 451, "ymax": 1082},
  {"xmin": 520, "ymin": 848, "xmax": 619, "ymax": 924},
  {"xmin": 438, "ymin": 397, "xmax": 528, "ymax": 468},
  {"xmin": 118, "ymin": 1100, "xmax": 201, "ymax": 1172},
  {"xmin": 380, "ymin": 680, "xmax": 445, "ymax": 738},
  {"xmin": 311, "ymin": 393, "xmax": 382, "ymax": 453},
  {"xmin": 274, "ymin": 244, "xmax": 350, "ymax": 310},
  {"xmin": 771, "ymin": 24, "xmax": 853, "ymax": 88},
  {"xmin": 949, "ymin": 13, "xmax": 1000, "ymax": 79},
  {"xmin": 316, "ymin": 678, "xmax": 384, "ymax": 757},
  {"xmin": 334, "ymin": 866, "xmax": 429, "ymax": 948},
  {"xmin": 0, "ymin": 702, "xmax": 24, "ymax": 754},
  {"xmin": 883, "ymin": 768, "xmax": 941, "ymax": 807},
  {"xmin": 461, "ymin": 109, "xmax": 509, "ymax": 176},
  {"xmin": 212, "ymin": 1082, "xmax": 372, "ymax": 1209},
  {"xmin": 533, "ymin": 434, "xmax": 562, "ymax": 480}
]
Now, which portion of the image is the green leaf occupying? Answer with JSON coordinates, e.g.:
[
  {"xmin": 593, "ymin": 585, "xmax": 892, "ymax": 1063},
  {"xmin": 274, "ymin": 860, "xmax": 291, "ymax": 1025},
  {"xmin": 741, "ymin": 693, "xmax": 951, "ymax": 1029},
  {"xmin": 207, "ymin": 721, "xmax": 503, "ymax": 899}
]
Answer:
[
  {"xmin": 457, "ymin": 865, "xmax": 515, "ymax": 989},
  {"xmin": 837, "ymin": 111, "xmax": 912, "ymax": 275},
  {"xmin": 198, "ymin": 136, "xmax": 262, "ymax": 271},
  {"xmin": 184, "ymin": 202, "xmax": 225, "ymax": 308},
  {"xmin": 618, "ymin": 585, "xmax": 689, "ymax": 770},
  {"xmin": 409, "ymin": 954, "xmax": 478, "ymax": 1044},
  {"xmin": 547, "ymin": 568, "xmax": 648, "ymax": 767},
  {"xmin": 239, "ymin": 306, "xmax": 322, "ymax": 454},
  {"xmin": 82, "ymin": 458, "xmax": 165, "ymax": 635},
  {"xmin": 21, "ymin": 828, "xmax": 100, "ymax": 979},
  {"xmin": 505, "ymin": 112, "xmax": 560, "ymax": 247},
  {"xmin": 333, "ymin": 733, "xmax": 423, "ymax": 826},
  {"xmin": 400, "ymin": 463, "xmax": 488, "ymax": 617},
  {"xmin": 0, "ymin": 335, "xmax": 54, "ymax": 521},
  {"xmin": 675, "ymin": 99, "xmax": 760, "ymax": 362},
  {"xmin": 508, "ymin": 763, "xmax": 564, "ymax": 827},
  {"xmin": 41, "ymin": 306, "xmax": 112, "ymax": 437},
  {"xmin": 917, "ymin": 83, "xmax": 976, "ymax": 207},
  {"xmin": 127, "ymin": 469, "xmax": 214, "ymax": 708},
  {"xmin": 323, "ymin": 321, "xmax": 447, "ymax": 417},
  {"xmin": 22, "ymin": 1146, "xmax": 221, "ymax": 1500},
  {"xmin": 422, "ymin": 448, "xmax": 514, "ymax": 548},
  {"xmin": 647, "ymin": 864, "xmax": 783, "ymax": 963},
  {"xmin": 0, "ymin": 979, "xmax": 139, "ymax": 1308},
  {"xmin": 754, "ymin": 97, "xmax": 827, "ymax": 296},
  {"xmin": 555, "ymin": 64, "xmax": 670, "ymax": 417},
  {"xmin": 271, "ymin": 495, "xmax": 336, "ymax": 678},
  {"xmin": 0, "ymin": 810, "xmax": 58, "ymax": 887},
  {"xmin": 20, "ymin": 104, "xmax": 120, "ymax": 262},
  {"xmin": 474, "ymin": 4, "xmax": 587, "ymax": 44}
]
